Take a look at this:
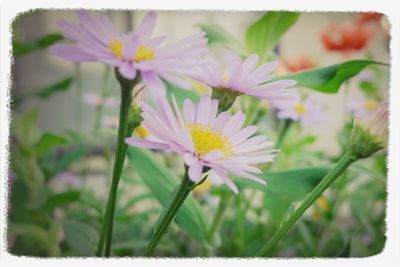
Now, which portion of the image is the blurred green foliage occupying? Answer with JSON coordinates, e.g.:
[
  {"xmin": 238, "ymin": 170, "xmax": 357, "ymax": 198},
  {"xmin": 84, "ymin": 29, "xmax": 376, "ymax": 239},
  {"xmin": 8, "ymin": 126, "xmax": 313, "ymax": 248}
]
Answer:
[{"xmin": 7, "ymin": 10, "xmax": 388, "ymax": 258}]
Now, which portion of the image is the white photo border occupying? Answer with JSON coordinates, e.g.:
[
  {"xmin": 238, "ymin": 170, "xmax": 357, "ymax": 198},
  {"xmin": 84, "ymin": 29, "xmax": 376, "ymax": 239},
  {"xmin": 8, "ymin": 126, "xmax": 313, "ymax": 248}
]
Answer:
[{"xmin": 1, "ymin": 0, "xmax": 399, "ymax": 266}]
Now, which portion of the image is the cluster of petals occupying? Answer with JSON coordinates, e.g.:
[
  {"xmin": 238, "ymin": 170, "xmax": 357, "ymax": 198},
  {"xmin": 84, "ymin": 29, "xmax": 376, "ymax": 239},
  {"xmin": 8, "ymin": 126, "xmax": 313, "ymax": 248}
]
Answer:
[
  {"xmin": 346, "ymin": 93, "xmax": 380, "ymax": 117},
  {"xmin": 188, "ymin": 53, "xmax": 297, "ymax": 104},
  {"xmin": 273, "ymin": 90, "xmax": 325, "ymax": 126},
  {"xmin": 125, "ymin": 95, "xmax": 276, "ymax": 193},
  {"xmin": 49, "ymin": 11, "xmax": 208, "ymax": 95}
]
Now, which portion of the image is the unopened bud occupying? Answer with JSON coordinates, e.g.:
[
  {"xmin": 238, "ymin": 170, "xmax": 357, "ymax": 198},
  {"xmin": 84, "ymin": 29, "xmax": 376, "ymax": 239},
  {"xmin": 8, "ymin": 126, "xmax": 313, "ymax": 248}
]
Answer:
[{"xmin": 348, "ymin": 102, "xmax": 388, "ymax": 159}]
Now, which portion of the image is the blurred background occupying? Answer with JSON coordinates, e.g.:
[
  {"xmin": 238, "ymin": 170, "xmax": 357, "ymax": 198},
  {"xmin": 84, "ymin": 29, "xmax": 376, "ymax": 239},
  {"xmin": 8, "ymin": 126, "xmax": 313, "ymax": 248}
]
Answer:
[
  {"xmin": 12, "ymin": 11, "xmax": 390, "ymax": 154},
  {"xmin": 8, "ymin": 10, "xmax": 390, "ymax": 257}
]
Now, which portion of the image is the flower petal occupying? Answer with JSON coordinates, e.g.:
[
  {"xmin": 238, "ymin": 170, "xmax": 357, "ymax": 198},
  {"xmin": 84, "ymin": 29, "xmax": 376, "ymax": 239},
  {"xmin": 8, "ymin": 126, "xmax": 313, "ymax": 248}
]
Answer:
[
  {"xmin": 125, "ymin": 137, "xmax": 169, "ymax": 150},
  {"xmin": 141, "ymin": 71, "xmax": 166, "ymax": 96},
  {"xmin": 188, "ymin": 160, "xmax": 204, "ymax": 182},
  {"xmin": 135, "ymin": 11, "xmax": 157, "ymax": 41}
]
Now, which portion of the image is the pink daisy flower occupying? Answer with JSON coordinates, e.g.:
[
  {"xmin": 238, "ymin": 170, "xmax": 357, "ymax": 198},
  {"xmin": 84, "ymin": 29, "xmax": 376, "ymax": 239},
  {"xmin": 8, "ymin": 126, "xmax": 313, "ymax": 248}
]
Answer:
[
  {"xmin": 346, "ymin": 93, "xmax": 380, "ymax": 117},
  {"xmin": 49, "ymin": 11, "xmax": 208, "ymax": 95},
  {"xmin": 125, "ymin": 95, "xmax": 276, "ymax": 193},
  {"xmin": 188, "ymin": 53, "xmax": 297, "ymax": 103},
  {"xmin": 273, "ymin": 90, "xmax": 325, "ymax": 126}
]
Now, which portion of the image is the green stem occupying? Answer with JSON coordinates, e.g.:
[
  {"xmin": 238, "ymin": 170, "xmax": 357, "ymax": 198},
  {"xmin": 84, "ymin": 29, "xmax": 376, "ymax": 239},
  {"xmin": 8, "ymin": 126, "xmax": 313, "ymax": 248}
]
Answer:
[
  {"xmin": 94, "ymin": 66, "xmax": 111, "ymax": 133},
  {"xmin": 207, "ymin": 192, "xmax": 232, "ymax": 244},
  {"xmin": 275, "ymin": 119, "xmax": 292, "ymax": 149},
  {"xmin": 243, "ymin": 119, "xmax": 292, "ymax": 214},
  {"xmin": 244, "ymin": 98, "xmax": 261, "ymax": 126},
  {"xmin": 96, "ymin": 70, "xmax": 135, "ymax": 257},
  {"xmin": 256, "ymin": 152, "xmax": 355, "ymax": 256},
  {"xmin": 74, "ymin": 63, "xmax": 82, "ymax": 131},
  {"xmin": 144, "ymin": 167, "xmax": 195, "ymax": 256}
]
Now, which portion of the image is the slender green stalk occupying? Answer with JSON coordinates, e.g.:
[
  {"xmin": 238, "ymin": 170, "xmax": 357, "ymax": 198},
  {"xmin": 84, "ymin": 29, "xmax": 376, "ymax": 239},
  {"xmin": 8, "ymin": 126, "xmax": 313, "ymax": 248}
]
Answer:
[
  {"xmin": 96, "ymin": 71, "xmax": 135, "ymax": 257},
  {"xmin": 256, "ymin": 152, "xmax": 355, "ymax": 256},
  {"xmin": 74, "ymin": 63, "xmax": 82, "ymax": 131},
  {"xmin": 93, "ymin": 66, "xmax": 111, "ymax": 133},
  {"xmin": 144, "ymin": 167, "xmax": 195, "ymax": 256},
  {"xmin": 275, "ymin": 119, "xmax": 292, "ymax": 149},
  {"xmin": 207, "ymin": 192, "xmax": 232, "ymax": 244},
  {"xmin": 244, "ymin": 98, "xmax": 261, "ymax": 126}
]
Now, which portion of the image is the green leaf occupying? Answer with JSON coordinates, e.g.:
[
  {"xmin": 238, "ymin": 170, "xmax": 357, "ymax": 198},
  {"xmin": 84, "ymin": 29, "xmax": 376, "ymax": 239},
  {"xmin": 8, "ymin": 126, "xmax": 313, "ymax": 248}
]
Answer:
[
  {"xmin": 238, "ymin": 167, "xmax": 330, "ymax": 223},
  {"xmin": 9, "ymin": 223, "xmax": 56, "ymax": 256},
  {"xmin": 166, "ymin": 82, "xmax": 200, "ymax": 106},
  {"xmin": 39, "ymin": 144, "xmax": 88, "ymax": 180},
  {"xmin": 199, "ymin": 23, "xmax": 247, "ymax": 56},
  {"xmin": 245, "ymin": 11, "xmax": 299, "ymax": 62},
  {"xmin": 13, "ymin": 33, "xmax": 64, "ymax": 56},
  {"xmin": 127, "ymin": 147, "xmax": 210, "ymax": 245},
  {"xmin": 14, "ymin": 77, "xmax": 73, "ymax": 104},
  {"xmin": 282, "ymin": 60, "xmax": 389, "ymax": 93},
  {"xmin": 44, "ymin": 190, "xmax": 81, "ymax": 212},
  {"xmin": 359, "ymin": 81, "xmax": 378, "ymax": 96},
  {"xmin": 35, "ymin": 133, "xmax": 69, "ymax": 157},
  {"xmin": 337, "ymin": 237, "xmax": 352, "ymax": 257},
  {"xmin": 11, "ymin": 147, "xmax": 45, "ymax": 203},
  {"xmin": 12, "ymin": 109, "xmax": 42, "ymax": 146},
  {"xmin": 63, "ymin": 220, "xmax": 99, "ymax": 256}
]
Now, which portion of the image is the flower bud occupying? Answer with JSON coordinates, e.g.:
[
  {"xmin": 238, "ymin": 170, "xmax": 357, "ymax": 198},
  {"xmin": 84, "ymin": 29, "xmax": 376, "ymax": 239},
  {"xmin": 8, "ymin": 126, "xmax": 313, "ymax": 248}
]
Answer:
[
  {"xmin": 211, "ymin": 87, "xmax": 242, "ymax": 113},
  {"xmin": 126, "ymin": 84, "xmax": 146, "ymax": 136},
  {"xmin": 348, "ymin": 102, "xmax": 388, "ymax": 159}
]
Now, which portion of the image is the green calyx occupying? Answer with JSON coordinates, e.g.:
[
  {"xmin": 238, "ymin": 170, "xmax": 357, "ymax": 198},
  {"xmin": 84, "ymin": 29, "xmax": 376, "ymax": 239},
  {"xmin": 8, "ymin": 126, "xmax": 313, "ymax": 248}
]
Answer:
[
  {"xmin": 211, "ymin": 87, "xmax": 242, "ymax": 113},
  {"xmin": 347, "ymin": 123, "xmax": 385, "ymax": 160},
  {"xmin": 127, "ymin": 102, "xmax": 143, "ymax": 135}
]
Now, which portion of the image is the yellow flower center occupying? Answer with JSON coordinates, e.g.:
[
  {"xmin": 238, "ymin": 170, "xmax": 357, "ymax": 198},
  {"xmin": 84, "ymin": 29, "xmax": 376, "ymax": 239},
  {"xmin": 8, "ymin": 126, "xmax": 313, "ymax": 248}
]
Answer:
[
  {"xmin": 223, "ymin": 73, "xmax": 229, "ymax": 82},
  {"xmin": 364, "ymin": 100, "xmax": 379, "ymax": 111},
  {"xmin": 294, "ymin": 103, "xmax": 308, "ymax": 114},
  {"xmin": 135, "ymin": 125, "xmax": 150, "ymax": 139},
  {"xmin": 133, "ymin": 45, "xmax": 155, "ymax": 62},
  {"xmin": 186, "ymin": 123, "xmax": 234, "ymax": 159},
  {"xmin": 108, "ymin": 40, "xmax": 124, "ymax": 59}
]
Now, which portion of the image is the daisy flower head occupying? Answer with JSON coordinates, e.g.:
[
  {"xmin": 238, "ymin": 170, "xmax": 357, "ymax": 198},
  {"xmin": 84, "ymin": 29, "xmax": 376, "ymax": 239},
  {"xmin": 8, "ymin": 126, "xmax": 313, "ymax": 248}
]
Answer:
[
  {"xmin": 273, "ymin": 89, "xmax": 325, "ymax": 126},
  {"xmin": 125, "ymin": 95, "xmax": 276, "ymax": 193},
  {"xmin": 346, "ymin": 93, "xmax": 380, "ymax": 117},
  {"xmin": 49, "ymin": 11, "xmax": 132, "ymax": 70},
  {"xmin": 49, "ymin": 11, "xmax": 209, "ymax": 95},
  {"xmin": 188, "ymin": 53, "xmax": 297, "ymax": 112}
]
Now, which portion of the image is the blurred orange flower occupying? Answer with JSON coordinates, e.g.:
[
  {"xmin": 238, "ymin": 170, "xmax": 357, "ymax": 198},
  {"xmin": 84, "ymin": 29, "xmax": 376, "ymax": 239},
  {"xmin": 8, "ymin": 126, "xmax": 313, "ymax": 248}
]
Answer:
[
  {"xmin": 321, "ymin": 23, "xmax": 372, "ymax": 52},
  {"xmin": 282, "ymin": 55, "xmax": 316, "ymax": 72},
  {"xmin": 356, "ymin": 12, "xmax": 383, "ymax": 25}
]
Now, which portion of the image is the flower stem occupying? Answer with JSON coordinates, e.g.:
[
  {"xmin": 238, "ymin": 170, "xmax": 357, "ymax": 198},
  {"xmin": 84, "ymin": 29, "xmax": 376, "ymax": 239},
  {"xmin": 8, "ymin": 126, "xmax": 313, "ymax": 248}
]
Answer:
[
  {"xmin": 144, "ymin": 167, "xmax": 195, "ymax": 256},
  {"xmin": 93, "ymin": 66, "xmax": 111, "ymax": 133},
  {"xmin": 275, "ymin": 119, "xmax": 292, "ymax": 149},
  {"xmin": 74, "ymin": 63, "xmax": 82, "ymax": 131},
  {"xmin": 96, "ymin": 70, "xmax": 135, "ymax": 257},
  {"xmin": 244, "ymin": 98, "xmax": 261, "ymax": 126},
  {"xmin": 207, "ymin": 191, "xmax": 232, "ymax": 245},
  {"xmin": 256, "ymin": 152, "xmax": 355, "ymax": 256}
]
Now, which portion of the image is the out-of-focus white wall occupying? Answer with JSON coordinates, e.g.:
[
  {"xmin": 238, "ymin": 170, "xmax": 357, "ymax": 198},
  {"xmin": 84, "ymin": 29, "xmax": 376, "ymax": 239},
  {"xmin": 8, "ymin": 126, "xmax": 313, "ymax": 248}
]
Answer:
[{"xmin": 12, "ymin": 10, "xmax": 390, "ymax": 155}]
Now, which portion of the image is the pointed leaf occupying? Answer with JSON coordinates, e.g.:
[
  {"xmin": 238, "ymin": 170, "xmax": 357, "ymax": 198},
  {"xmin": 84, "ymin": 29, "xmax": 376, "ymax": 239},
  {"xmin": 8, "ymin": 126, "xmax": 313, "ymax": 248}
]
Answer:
[
  {"xmin": 245, "ymin": 11, "xmax": 300, "ymax": 62},
  {"xmin": 199, "ymin": 23, "xmax": 247, "ymax": 56},
  {"xmin": 281, "ymin": 60, "xmax": 389, "ymax": 93},
  {"xmin": 237, "ymin": 167, "xmax": 330, "ymax": 223},
  {"xmin": 14, "ymin": 77, "xmax": 73, "ymax": 104},
  {"xmin": 127, "ymin": 147, "xmax": 210, "ymax": 245}
]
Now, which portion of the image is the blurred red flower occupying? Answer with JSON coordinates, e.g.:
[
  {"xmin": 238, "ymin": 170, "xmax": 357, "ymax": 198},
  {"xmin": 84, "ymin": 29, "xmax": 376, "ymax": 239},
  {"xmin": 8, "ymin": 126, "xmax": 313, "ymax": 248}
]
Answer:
[
  {"xmin": 356, "ymin": 12, "xmax": 383, "ymax": 24},
  {"xmin": 321, "ymin": 23, "xmax": 372, "ymax": 52},
  {"xmin": 283, "ymin": 55, "xmax": 316, "ymax": 72}
]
